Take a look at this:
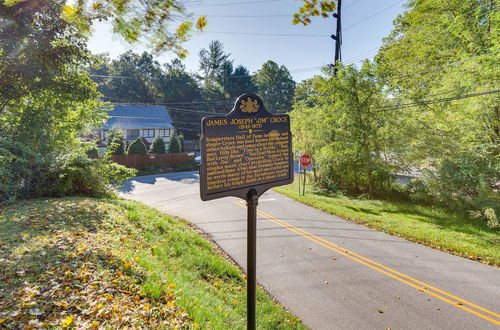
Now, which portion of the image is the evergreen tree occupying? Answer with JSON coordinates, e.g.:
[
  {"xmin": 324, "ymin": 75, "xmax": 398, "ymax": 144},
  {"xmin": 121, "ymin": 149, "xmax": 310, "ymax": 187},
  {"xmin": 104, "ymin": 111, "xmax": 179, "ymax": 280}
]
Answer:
[
  {"xmin": 167, "ymin": 132, "xmax": 182, "ymax": 153},
  {"xmin": 106, "ymin": 129, "xmax": 126, "ymax": 155},
  {"xmin": 150, "ymin": 136, "xmax": 166, "ymax": 154},
  {"xmin": 127, "ymin": 137, "xmax": 148, "ymax": 154}
]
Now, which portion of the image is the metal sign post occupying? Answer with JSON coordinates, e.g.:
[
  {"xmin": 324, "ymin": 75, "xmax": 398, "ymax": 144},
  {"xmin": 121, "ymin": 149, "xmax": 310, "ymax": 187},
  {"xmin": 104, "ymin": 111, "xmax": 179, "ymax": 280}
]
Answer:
[
  {"xmin": 199, "ymin": 94, "xmax": 293, "ymax": 329},
  {"xmin": 246, "ymin": 188, "xmax": 258, "ymax": 329}
]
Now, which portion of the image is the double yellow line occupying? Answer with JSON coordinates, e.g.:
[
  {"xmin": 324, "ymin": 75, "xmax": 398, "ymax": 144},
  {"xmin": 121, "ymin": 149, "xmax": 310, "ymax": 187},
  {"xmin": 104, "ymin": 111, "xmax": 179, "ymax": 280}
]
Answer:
[{"xmin": 234, "ymin": 201, "xmax": 500, "ymax": 325}]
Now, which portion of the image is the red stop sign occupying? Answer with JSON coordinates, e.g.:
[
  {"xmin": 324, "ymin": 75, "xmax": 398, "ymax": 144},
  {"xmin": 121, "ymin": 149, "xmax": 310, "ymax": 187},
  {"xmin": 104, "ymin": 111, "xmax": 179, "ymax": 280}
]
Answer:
[{"xmin": 300, "ymin": 154, "xmax": 312, "ymax": 168}]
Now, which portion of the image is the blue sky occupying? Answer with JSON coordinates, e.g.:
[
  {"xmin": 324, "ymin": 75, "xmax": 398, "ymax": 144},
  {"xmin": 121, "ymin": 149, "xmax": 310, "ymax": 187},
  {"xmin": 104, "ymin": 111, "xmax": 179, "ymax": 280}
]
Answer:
[{"xmin": 88, "ymin": 0, "xmax": 407, "ymax": 82}]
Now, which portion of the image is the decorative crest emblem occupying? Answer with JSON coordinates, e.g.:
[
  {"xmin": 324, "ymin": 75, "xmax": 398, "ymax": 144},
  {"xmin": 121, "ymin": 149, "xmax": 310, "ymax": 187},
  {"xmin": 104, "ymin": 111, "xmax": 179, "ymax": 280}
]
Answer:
[{"xmin": 240, "ymin": 97, "xmax": 259, "ymax": 113}]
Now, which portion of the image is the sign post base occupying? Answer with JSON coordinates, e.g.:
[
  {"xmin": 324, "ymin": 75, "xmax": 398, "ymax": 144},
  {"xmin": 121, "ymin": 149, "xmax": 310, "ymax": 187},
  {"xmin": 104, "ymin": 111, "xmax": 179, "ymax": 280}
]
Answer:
[{"xmin": 246, "ymin": 188, "xmax": 258, "ymax": 330}]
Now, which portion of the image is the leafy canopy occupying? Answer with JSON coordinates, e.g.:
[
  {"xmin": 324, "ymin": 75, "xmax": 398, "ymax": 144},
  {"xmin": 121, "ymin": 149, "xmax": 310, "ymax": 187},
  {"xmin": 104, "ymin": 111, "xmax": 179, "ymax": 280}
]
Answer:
[{"xmin": 253, "ymin": 60, "xmax": 296, "ymax": 114}]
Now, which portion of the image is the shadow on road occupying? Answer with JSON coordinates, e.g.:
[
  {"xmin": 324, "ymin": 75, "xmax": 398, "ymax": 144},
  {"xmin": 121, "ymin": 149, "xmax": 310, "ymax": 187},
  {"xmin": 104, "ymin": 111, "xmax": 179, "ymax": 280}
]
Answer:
[{"xmin": 120, "ymin": 171, "xmax": 200, "ymax": 193}]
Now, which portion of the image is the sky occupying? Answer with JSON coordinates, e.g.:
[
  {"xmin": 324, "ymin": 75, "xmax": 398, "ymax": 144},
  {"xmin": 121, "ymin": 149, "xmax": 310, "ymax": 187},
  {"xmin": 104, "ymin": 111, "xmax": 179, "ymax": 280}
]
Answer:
[{"xmin": 87, "ymin": 0, "xmax": 408, "ymax": 82}]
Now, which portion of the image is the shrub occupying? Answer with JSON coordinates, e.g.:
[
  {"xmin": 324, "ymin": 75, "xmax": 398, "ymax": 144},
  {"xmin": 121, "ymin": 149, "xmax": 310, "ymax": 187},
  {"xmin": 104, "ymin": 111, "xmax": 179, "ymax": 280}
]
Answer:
[
  {"xmin": 107, "ymin": 129, "xmax": 126, "ymax": 155},
  {"xmin": 150, "ymin": 136, "xmax": 166, "ymax": 154},
  {"xmin": 167, "ymin": 132, "xmax": 182, "ymax": 153},
  {"xmin": 0, "ymin": 138, "xmax": 51, "ymax": 202},
  {"xmin": 0, "ymin": 138, "xmax": 136, "ymax": 203},
  {"xmin": 174, "ymin": 160, "xmax": 198, "ymax": 172},
  {"xmin": 128, "ymin": 137, "xmax": 148, "ymax": 154},
  {"xmin": 48, "ymin": 152, "xmax": 136, "ymax": 197},
  {"xmin": 85, "ymin": 144, "xmax": 99, "ymax": 159}
]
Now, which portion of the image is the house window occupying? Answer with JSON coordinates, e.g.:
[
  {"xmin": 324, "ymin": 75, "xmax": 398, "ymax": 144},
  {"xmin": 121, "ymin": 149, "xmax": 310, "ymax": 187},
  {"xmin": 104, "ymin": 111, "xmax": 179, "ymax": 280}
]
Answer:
[
  {"xmin": 143, "ymin": 129, "xmax": 155, "ymax": 138},
  {"xmin": 127, "ymin": 129, "xmax": 139, "ymax": 139},
  {"xmin": 159, "ymin": 129, "xmax": 170, "ymax": 137}
]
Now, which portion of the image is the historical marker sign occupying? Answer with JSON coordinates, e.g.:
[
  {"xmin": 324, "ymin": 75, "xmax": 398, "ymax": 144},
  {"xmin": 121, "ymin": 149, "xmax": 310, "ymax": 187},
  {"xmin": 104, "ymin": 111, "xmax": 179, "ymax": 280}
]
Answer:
[
  {"xmin": 200, "ymin": 94, "xmax": 293, "ymax": 201},
  {"xmin": 199, "ymin": 93, "xmax": 293, "ymax": 330}
]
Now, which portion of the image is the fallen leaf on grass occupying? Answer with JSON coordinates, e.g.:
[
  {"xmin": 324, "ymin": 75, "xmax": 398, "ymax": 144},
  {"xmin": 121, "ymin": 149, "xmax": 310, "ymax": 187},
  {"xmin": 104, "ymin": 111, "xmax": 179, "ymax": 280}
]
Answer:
[{"xmin": 61, "ymin": 315, "xmax": 73, "ymax": 328}]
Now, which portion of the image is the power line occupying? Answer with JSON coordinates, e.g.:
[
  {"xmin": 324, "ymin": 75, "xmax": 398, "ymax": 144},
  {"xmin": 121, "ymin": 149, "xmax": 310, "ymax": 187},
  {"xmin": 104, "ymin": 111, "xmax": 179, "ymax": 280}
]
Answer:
[
  {"xmin": 192, "ymin": 0, "xmax": 281, "ymax": 7},
  {"xmin": 189, "ymin": 30, "xmax": 329, "ymax": 37},
  {"xmin": 343, "ymin": 0, "xmax": 405, "ymax": 32},
  {"xmin": 374, "ymin": 88, "xmax": 500, "ymax": 113},
  {"xmin": 343, "ymin": 0, "xmax": 361, "ymax": 10},
  {"xmin": 107, "ymin": 102, "xmax": 228, "ymax": 114},
  {"xmin": 391, "ymin": 50, "xmax": 500, "ymax": 81},
  {"xmin": 200, "ymin": 14, "xmax": 291, "ymax": 18}
]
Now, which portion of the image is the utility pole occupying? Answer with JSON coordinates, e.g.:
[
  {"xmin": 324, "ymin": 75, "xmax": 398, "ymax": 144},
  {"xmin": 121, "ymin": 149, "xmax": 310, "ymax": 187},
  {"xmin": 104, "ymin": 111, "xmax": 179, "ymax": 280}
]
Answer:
[{"xmin": 331, "ymin": 0, "xmax": 342, "ymax": 75}]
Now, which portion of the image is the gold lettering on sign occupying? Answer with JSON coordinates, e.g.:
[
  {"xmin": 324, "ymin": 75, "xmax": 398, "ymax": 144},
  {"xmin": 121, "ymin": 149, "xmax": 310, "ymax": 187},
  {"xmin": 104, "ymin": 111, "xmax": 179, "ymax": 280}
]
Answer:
[
  {"xmin": 204, "ymin": 120, "xmax": 290, "ymax": 192},
  {"xmin": 240, "ymin": 97, "xmax": 259, "ymax": 113}
]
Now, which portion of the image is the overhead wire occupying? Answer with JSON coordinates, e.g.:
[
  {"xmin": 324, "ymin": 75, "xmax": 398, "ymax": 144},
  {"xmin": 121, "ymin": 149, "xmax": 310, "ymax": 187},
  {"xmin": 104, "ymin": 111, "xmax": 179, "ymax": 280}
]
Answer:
[
  {"xmin": 373, "ymin": 88, "xmax": 500, "ymax": 113},
  {"xmin": 343, "ymin": 0, "xmax": 406, "ymax": 32},
  {"xmin": 193, "ymin": 0, "xmax": 281, "ymax": 6}
]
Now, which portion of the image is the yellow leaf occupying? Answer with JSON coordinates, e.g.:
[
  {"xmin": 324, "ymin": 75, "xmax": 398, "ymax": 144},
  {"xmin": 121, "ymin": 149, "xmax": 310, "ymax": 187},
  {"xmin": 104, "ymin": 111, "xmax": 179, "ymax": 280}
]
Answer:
[
  {"xmin": 3, "ymin": 0, "xmax": 25, "ymax": 6},
  {"xmin": 196, "ymin": 15, "xmax": 207, "ymax": 31},
  {"xmin": 133, "ymin": 257, "xmax": 139, "ymax": 262},
  {"xmin": 61, "ymin": 315, "xmax": 73, "ymax": 328},
  {"xmin": 167, "ymin": 300, "xmax": 174, "ymax": 308},
  {"xmin": 124, "ymin": 261, "xmax": 131, "ymax": 269},
  {"xmin": 0, "ymin": 319, "xmax": 5, "ymax": 324},
  {"xmin": 62, "ymin": 5, "xmax": 77, "ymax": 19}
]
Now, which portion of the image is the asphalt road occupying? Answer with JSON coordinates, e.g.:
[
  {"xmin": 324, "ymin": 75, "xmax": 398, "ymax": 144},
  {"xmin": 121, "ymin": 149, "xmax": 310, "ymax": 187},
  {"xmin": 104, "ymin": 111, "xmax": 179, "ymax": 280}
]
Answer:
[{"xmin": 120, "ymin": 171, "xmax": 500, "ymax": 329}]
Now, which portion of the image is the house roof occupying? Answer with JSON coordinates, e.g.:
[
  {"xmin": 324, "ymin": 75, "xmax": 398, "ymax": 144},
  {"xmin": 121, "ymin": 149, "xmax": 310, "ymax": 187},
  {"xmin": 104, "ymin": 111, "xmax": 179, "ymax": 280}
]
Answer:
[{"xmin": 101, "ymin": 105, "xmax": 174, "ymax": 130}]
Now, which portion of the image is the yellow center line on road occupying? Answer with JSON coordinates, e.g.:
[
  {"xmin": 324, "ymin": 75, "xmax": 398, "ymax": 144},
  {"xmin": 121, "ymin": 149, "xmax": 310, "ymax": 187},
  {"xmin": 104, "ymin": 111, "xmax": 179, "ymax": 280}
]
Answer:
[{"xmin": 233, "ymin": 201, "xmax": 500, "ymax": 326}]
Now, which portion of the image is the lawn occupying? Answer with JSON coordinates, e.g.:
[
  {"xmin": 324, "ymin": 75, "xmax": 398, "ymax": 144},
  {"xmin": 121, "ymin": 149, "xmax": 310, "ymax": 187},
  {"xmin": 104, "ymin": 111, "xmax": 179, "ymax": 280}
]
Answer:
[
  {"xmin": 275, "ymin": 180, "xmax": 499, "ymax": 266},
  {"xmin": 0, "ymin": 197, "xmax": 305, "ymax": 329}
]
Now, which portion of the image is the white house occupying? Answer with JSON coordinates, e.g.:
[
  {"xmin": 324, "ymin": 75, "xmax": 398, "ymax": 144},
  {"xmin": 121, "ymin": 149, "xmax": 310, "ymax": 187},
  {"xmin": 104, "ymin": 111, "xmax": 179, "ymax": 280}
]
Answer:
[{"xmin": 97, "ymin": 105, "xmax": 174, "ymax": 150}]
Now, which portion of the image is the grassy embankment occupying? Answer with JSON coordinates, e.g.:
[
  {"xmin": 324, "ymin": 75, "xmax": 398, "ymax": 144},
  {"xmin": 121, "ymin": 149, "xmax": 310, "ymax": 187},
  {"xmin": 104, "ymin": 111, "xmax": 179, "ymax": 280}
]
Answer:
[
  {"xmin": 275, "ymin": 180, "xmax": 499, "ymax": 266},
  {"xmin": 0, "ymin": 198, "xmax": 304, "ymax": 329}
]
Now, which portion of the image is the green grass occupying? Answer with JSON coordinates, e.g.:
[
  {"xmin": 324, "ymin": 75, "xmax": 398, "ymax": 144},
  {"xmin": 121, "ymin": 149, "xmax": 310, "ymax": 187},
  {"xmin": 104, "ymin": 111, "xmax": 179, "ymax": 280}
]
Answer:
[
  {"xmin": 0, "ymin": 197, "xmax": 305, "ymax": 329},
  {"xmin": 275, "ymin": 180, "xmax": 499, "ymax": 266}
]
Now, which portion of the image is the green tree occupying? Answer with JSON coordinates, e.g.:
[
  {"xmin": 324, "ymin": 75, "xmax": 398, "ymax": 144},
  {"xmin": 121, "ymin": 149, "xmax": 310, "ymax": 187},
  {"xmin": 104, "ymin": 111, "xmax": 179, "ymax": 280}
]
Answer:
[
  {"xmin": 199, "ymin": 40, "xmax": 232, "ymax": 83},
  {"xmin": 375, "ymin": 0, "xmax": 499, "ymax": 211},
  {"xmin": 127, "ymin": 137, "xmax": 148, "ymax": 155},
  {"xmin": 224, "ymin": 65, "xmax": 257, "ymax": 98},
  {"xmin": 291, "ymin": 63, "xmax": 391, "ymax": 196},
  {"xmin": 157, "ymin": 59, "xmax": 204, "ymax": 139},
  {"xmin": 150, "ymin": 136, "xmax": 166, "ymax": 154},
  {"xmin": 107, "ymin": 129, "xmax": 126, "ymax": 155},
  {"xmin": 103, "ymin": 51, "xmax": 163, "ymax": 103},
  {"xmin": 160, "ymin": 59, "xmax": 201, "ymax": 103},
  {"xmin": 253, "ymin": 61, "xmax": 296, "ymax": 113},
  {"xmin": 167, "ymin": 132, "xmax": 182, "ymax": 154}
]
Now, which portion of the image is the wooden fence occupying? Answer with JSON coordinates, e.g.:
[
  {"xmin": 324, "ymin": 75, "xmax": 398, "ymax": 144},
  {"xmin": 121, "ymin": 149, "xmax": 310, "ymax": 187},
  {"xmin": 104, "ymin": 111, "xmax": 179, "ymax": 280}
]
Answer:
[{"xmin": 111, "ymin": 153, "xmax": 194, "ymax": 169}]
